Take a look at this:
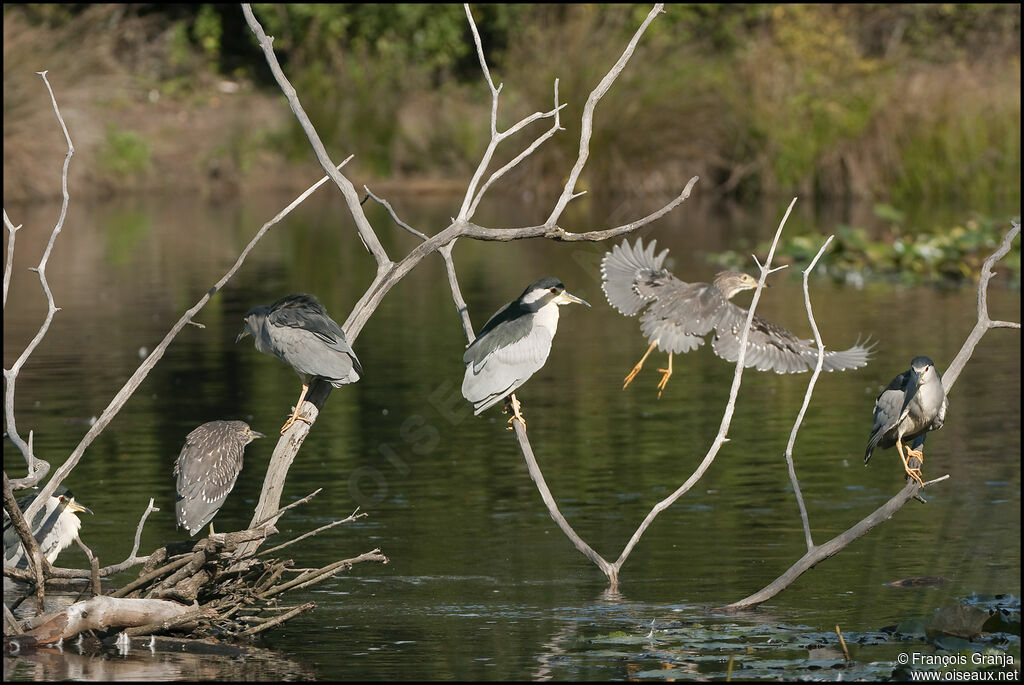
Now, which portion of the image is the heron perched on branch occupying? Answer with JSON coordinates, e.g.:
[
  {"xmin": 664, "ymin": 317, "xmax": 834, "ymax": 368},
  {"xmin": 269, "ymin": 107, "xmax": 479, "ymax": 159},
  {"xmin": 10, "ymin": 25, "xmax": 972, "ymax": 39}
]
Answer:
[
  {"xmin": 865, "ymin": 356, "xmax": 948, "ymax": 487},
  {"xmin": 174, "ymin": 420, "xmax": 265, "ymax": 536},
  {"xmin": 462, "ymin": 277, "xmax": 590, "ymax": 428},
  {"xmin": 3, "ymin": 486, "xmax": 92, "ymax": 569},
  {"xmin": 601, "ymin": 238, "xmax": 873, "ymax": 396},
  {"xmin": 237, "ymin": 293, "xmax": 363, "ymax": 434}
]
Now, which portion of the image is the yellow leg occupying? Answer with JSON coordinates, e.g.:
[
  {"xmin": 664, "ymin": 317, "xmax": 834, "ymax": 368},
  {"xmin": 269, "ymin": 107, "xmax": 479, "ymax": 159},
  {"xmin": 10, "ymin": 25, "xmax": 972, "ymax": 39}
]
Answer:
[
  {"xmin": 505, "ymin": 393, "xmax": 526, "ymax": 431},
  {"xmin": 624, "ymin": 340, "xmax": 659, "ymax": 389},
  {"xmin": 281, "ymin": 383, "xmax": 313, "ymax": 434},
  {"xmin": 656, "ymin": 351, "xmax": 673, "ymax": 399},
  {"xmin": 896, "ymin": 436, "xmax": 925, "ymax": 487},
  {"xmin": 209, "ymin": 522, "xmax": 216, "ymax": 537}
]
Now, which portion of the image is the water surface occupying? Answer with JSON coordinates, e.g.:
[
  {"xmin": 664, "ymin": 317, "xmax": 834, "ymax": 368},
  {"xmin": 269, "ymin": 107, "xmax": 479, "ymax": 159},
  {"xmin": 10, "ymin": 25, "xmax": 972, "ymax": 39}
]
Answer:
[{"xmin": 3, "ymin": 190, "xmax": 1020, "ymax": 680}]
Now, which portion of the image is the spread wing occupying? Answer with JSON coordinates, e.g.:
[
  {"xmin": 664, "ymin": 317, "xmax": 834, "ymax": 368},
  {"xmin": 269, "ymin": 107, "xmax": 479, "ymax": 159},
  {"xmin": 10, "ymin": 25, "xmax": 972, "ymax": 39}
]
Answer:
[
  {"xmin": 601, "ymin": 238, "xmax": 674, "ymax": 316},
  {"xmin": 712, "ymin": 301, "xmax": 874, "ymax": 374}
]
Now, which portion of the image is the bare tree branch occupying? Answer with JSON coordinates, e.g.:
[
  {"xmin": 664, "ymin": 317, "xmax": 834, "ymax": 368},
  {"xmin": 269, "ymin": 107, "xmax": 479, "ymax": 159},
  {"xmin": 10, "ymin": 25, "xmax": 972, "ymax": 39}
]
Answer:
[
  {"xmin": 607, "ymin": 199, "xmax": 796, "ymax": 577},
  {"xmin": 2, "ymin": 210, "xmax": 21, "ymax": 308},
  {"xmin": 784, "ymin": 235, "xmax": 836, "ymax": 551},
  {"xmin": 4, "ymin": 71, "xmax": 73, "ymax": 492},
  {"xmin": 941, "ymin": 221, "xmax": 1020, "ymax": 392},
  {"xmin": 719, "ymin": 476, "xmax": 952, "ymax": 612},
  {"xmin": 545, "ymin": 4, "xmax": 665, "ymax": 227},
  {"xmin": 241, "ymin": 4, "xmax": 392, "ymax": 275},
  {"xmin": 364, "ymin": 187, "xmax": 429, "ymax": 241},
  {"xmin": 462, "ymin": 176, "xmax": 699, "ymax": 241},
  {"xmin": 719, "ymin": 221, "xmax": 1018, "ymax": 611},
  {"xmin": 260, "ymin": 508, "xmax": 366, "ymax": 557},
  {"xmin": 18, "ymin": 159, "xmax": 351, "ymax": 524}
]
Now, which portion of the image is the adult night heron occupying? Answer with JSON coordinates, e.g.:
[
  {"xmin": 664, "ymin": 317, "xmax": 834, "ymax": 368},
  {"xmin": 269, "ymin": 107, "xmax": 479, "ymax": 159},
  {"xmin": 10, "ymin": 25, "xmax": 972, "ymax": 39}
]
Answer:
[
  {"xmin": 237, "ymin": 293, "xmax": 363, "ymax": 434},
  {"xmin": 3, "ymin": 486, "xmax": 92, "ymax": 569},
  {"xmin": 174, "ymin": 420, "xmax": 265, "ymax": 537},
  {"xmin": 865, "ymin": 356, "xmax": 948, "ymax": 487},
  {"xmin": 462, "ymin": 277, "xmax": 590, "ymax": 427},
  {"xmin": 601, "ymin": 238, "xmax": 873, "ymax": 396}
]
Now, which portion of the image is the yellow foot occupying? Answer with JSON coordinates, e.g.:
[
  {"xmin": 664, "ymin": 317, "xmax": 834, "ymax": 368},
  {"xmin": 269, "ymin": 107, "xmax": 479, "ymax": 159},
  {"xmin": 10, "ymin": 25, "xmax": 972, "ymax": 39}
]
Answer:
[
  {"xmin": 505, "ymin": 395, "xmax": 526, "ymax": 431},
  {"xmin": 622, "ymin": 364, "xmax": 643, "ymax": 389},
  {"xmin": 623, "ymin": 340, "xmax": 658, "ymax": 390},
  {"xmin": 280, "ymin": 412, "xmax": 313, "ymax": 435},
  {"xmin": 904, "ymin": 447, "xmax": 925, "ymax": 486},
  {"xmin": 656, "ymin": 368, "xmax": 672, "ymax": 398},
  {"xmin": 656, "ymin": 352, "xmax": 673, "ymax": 399},
  {"xmin": 899, "ymin": 453, "xmax": 926, "ymax": 487}
]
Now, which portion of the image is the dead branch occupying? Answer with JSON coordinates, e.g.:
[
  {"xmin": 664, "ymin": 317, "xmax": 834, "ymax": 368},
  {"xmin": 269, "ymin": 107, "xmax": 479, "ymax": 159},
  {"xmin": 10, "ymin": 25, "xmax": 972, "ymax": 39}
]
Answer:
[
  {"xmin": 238, "ymin": 601, "xmax": 315, "ymax": 637},
  {"xmin": 3, "ymin": 472, "xmax": 49, "ymax": 606},
  {"xmin": 2, "ymin": 210, "xmax": 21, "ymax": 308},
  {"xmin": 720, "ymin": 478, "xmax": 928, "ymax": 612},
  {"xmin": 15, "ymin": 157, "xmax": 352, "ymax": 527},
  {"xmin": 25, "ymin": 596, "xmax": 196, "ymax": 645},
  {"xmin": 941, "ymin": 221, "xmax": 1020, "ymax": 392},
  {"xmin": 784, "ymin": 235, "xmax": 837, "ymax": 552},
  {"xmin": 603, "ymin": 200, "xmax": 796, "ymax": 581},
  {"xmin": 241, "ymin": 4, "xmax": 391, "ymax": 274},
  {"xmin": 718, "ymin": 222, "xmax": 1019, "ymax": 612},
  {"xmin": 259, "ymin": 508, "xmax": 366, "ymax": 557},
  {"xmin": 4, "ymin": 71, "xmax": 72, "ymax": 492},
  {"xmin": 234, "ymin": 3, "xmax": 694, "ymax": 566}
]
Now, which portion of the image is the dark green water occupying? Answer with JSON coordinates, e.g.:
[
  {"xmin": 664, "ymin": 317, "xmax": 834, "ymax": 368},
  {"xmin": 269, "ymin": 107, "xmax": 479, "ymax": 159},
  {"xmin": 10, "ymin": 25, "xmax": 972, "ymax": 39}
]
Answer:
[{"xmin": 4, "ymin": 190, "xmax": 1020, "ymax": 680}]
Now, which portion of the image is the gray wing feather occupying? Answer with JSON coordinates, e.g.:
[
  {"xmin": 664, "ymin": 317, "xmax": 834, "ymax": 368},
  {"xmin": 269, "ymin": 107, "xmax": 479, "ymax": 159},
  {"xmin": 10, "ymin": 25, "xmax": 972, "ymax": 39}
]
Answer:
[
  {"xmin": 462, "ymin": 325, "xmax": 553, "ymax": 414},
  {"xmin": 463, "ymin": 311, "xmax": 535, "ymax": 371},
  {"xmin": 638, "ymin": 280, "xmax": 726, "ymax": 352},
  {"xmin": 713, "ymin": 302, "xmax": 874, "ymax": 374},
  {"xmin": 864, "ymin": 375, "xmax": 909, "ymax": 462},
  {"xmin": 600, "ymin": 238, "xmax": 672, "ymax": 316},
  {"xmin": 268, "ymin": 313, "xmax": 362, "ymax": 386},
  {"xmin": 174, "ymin": 425, "xmax": 243, "ymax": 533}
]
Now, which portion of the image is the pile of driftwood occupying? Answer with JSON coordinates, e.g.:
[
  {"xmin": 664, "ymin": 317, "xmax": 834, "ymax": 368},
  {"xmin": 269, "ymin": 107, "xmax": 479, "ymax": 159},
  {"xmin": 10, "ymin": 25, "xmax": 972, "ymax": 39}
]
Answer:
[{"xmin": 5, "ymin": 481, "xmax": 386, "ymax": 651}]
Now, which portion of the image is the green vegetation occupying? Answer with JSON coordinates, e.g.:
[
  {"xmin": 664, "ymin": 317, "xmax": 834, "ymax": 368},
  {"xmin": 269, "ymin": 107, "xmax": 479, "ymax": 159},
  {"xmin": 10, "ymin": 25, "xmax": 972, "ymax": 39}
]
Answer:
[
  {"xmin": 708, "ymin": 206, "xmax": 1021, "ymax": 287},
  {"xmin": 3, "ymin": 4, "xmax": 1020, "ymax": 205},
  {"xmin": 99, "ymin": 125, "xmax": 151, "ymax": 177}
]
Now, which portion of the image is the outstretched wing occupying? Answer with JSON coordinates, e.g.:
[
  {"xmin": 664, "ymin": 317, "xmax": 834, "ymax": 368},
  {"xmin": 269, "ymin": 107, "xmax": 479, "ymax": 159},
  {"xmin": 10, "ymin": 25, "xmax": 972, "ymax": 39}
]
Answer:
[
  {"xmin": 712, "ymin": 301, "xmax": 874, "ymax": 374},
  {"xmin": 601, "ymin": 238, "xmax": 675, "ymax": 316}
]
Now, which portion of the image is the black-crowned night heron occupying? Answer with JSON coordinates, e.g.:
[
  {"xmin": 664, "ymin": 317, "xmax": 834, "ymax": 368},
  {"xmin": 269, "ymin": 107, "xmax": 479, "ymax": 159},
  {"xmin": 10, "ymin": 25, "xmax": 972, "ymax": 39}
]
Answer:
[
  {"xmin": 237, "ymin": 293, "xmax": 363, "ymax": 434},
  {"xmin": 173, "ymin": 420, "xmax": 265, "ymax": 537},
  {"xmin": 3, "ymin": 486, "xmax": 92, "ymax": 569},
  {"xmin": 462, "ymin": 277, "xmax": 590, "ymax": 427},
  {"xmin": 601, "ymin": 238, "xmax": 873, "ymax": 397},
  {"xmin": 865, "ymin": 356, "xmax": 948, "ymax": 487}
]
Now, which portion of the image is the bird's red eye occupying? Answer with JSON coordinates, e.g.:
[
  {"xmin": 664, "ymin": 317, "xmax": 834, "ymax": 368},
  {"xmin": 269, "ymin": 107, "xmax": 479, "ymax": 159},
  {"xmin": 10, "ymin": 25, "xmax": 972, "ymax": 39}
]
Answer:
[{"xmin": 549, "ymin": 288, "xmax": 558, "ymax": 293}]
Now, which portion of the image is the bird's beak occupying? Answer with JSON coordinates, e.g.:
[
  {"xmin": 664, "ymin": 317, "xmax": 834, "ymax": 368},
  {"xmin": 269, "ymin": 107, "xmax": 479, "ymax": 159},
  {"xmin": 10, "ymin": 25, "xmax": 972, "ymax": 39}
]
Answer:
[
  {"xmin": 235, "ymin": 324, "xmax": 252, "ymax": 343},
  {"xmin": 249, "ymin": 429, "xmax": 266, "ymax": 440},
  {"xmin": 68, "ymin": 498, "xmax": 93, "ymax": 516},
  {"xmin": 555, "ymin": 291, "xmax": 591, "ymax": 307}
]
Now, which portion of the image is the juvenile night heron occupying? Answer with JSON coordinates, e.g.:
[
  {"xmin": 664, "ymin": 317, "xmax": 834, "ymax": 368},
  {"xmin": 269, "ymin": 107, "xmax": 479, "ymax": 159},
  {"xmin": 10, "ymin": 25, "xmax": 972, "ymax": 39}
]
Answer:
[
  {"xmin": 601, "ymin": 238, "xmax": 873, "ymax": 396},
  {"xmin": 3, "ymin": 486, "xmax": 92, "ymax": 569},
  {"xmin": 237, "ymin": 293, "xmax": 363, "ymax": 434},
  {"xmin": 174, "ymin": 420, "xmax": 265, "ymax": 537},
  {"xmin": 865, "ymin": 356, "xmax": 948, "ymax": 488},
  {"xmin": 462, "ymin": 277, "xmax": 590, "ymax": 427}
]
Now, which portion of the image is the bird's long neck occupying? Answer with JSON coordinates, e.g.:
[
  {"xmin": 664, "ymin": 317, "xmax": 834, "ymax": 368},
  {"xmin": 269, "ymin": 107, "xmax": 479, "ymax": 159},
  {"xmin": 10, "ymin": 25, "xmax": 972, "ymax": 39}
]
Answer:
[{"xmin": 533, "ymin": 302, "xmax": 561, "ymax": 336}]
